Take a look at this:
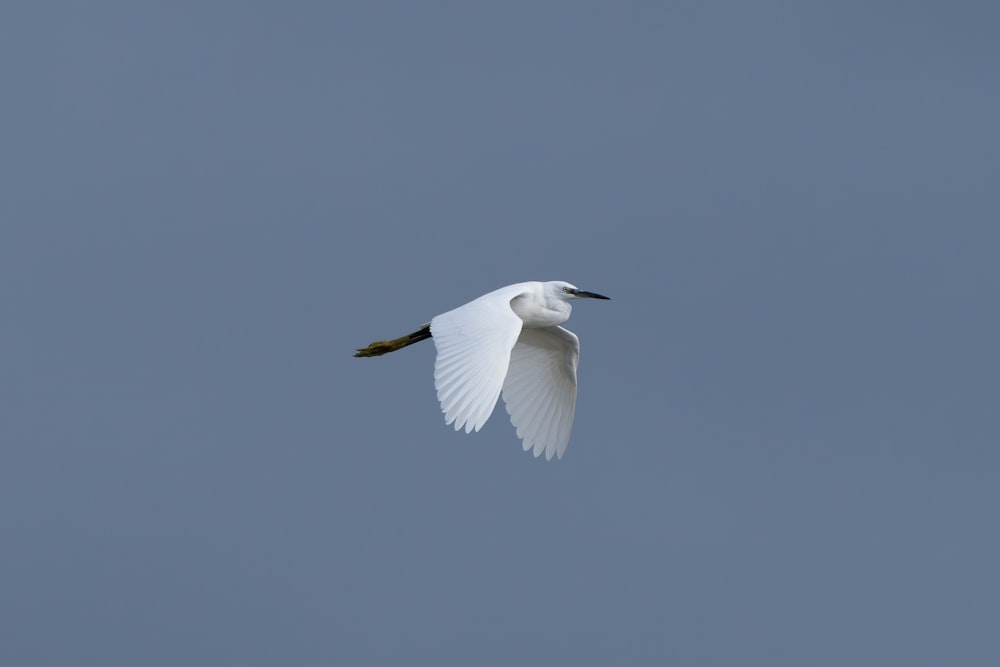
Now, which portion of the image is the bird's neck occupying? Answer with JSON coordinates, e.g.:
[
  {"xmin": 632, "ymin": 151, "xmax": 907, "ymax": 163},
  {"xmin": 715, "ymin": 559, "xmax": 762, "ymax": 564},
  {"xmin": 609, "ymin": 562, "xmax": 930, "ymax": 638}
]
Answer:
[{"xmin": 511, "ymin": 293, "xmax": 571, "ymax": 328}]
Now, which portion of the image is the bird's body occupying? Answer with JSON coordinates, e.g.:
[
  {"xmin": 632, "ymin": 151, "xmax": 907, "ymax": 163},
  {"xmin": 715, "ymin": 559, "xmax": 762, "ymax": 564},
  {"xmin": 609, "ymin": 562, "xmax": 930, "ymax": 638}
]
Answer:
[{"xmin": 355, "ymin": 281, "xmax": 609, "ymax": 460}]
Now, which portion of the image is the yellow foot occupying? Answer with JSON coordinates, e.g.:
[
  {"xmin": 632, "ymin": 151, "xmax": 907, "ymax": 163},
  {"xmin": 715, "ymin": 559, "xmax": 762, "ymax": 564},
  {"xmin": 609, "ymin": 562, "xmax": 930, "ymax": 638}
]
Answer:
[{"xmin": 354, "ymin": 335, "xmax": 409, "ymax": 357}]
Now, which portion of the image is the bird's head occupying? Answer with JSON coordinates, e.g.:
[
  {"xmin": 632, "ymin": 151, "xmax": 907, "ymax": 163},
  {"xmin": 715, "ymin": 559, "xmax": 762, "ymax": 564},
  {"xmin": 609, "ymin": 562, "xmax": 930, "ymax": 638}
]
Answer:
[{"xmin": 549, "ymin": 281, "xmax": 611, "ymax": 301}]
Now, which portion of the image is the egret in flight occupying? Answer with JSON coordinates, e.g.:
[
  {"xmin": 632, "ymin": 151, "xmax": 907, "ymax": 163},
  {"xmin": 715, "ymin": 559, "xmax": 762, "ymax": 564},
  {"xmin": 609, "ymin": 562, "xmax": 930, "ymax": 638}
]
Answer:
[{"xmin": 355, "ymin": 281, "xmax": 610, "ymax": 460}]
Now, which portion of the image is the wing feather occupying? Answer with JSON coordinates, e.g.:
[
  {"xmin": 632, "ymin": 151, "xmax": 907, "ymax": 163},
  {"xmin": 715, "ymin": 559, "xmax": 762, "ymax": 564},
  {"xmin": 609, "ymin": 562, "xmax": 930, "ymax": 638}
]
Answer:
[
  {"xmin": 501, "ymin": 326, "xmax": 580, "ymax": 460},
  {"xmin": 431, "ymin": 289, "xmax": 525, "ymax": 433}
]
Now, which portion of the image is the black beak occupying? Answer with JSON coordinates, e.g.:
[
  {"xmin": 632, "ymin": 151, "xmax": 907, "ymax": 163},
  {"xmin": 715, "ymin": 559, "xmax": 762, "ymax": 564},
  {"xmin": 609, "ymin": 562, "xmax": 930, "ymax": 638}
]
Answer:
[{"xmin": 574, "ymin": 289, "xmax": 610, "ymax": 300}]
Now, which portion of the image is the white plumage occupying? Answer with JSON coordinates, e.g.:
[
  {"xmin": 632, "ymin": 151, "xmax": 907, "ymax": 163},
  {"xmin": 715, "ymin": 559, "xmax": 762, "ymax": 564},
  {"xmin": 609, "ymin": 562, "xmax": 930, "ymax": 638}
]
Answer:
[{"xmin": 356, "ymin": 280, "xmax": 609, "ymax": 460}]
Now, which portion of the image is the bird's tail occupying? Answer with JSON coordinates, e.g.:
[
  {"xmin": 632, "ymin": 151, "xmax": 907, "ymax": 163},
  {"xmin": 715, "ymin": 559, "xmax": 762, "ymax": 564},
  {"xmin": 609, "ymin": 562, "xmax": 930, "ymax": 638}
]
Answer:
[{"xmin": 354, "ymin": 323, "xmax": 432, "ymax": 357}]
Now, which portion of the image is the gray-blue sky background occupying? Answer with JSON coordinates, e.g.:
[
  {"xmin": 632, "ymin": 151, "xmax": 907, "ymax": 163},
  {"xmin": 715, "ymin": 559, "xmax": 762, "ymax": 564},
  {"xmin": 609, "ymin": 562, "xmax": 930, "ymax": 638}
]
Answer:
[{"xmin": 3, "ymin": 2, "xmax": 998, "ymax": 665}]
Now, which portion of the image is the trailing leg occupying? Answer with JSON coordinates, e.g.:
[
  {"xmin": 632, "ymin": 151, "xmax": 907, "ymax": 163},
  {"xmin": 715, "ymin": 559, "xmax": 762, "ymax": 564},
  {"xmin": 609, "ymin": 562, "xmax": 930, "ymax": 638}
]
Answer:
[{"xmin": 354, "ymin": 324, "xmax": 432, "ymax": 357}]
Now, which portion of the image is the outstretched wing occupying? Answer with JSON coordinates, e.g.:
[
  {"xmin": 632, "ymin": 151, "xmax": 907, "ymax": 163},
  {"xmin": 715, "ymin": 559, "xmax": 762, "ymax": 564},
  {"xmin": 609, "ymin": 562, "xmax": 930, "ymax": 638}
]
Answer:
[
  {"xmin": 430, "ymin": 290, "xmax": 525, "ymax": 433},
  {"xmin": 501, "ymin": 326, "xmax": 579, "ymax": 460}
]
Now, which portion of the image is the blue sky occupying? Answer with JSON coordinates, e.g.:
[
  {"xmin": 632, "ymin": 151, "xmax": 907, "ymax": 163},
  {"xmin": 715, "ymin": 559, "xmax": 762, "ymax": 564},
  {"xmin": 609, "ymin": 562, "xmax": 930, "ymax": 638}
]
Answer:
[{"xmin": 2, "ymin": 2, "xmax": 999, "ymax": 665}]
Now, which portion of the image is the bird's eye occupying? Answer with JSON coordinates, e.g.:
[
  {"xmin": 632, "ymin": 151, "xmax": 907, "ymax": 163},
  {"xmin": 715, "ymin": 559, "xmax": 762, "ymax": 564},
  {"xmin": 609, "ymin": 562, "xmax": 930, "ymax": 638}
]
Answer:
[{"xmin": 563, "ymin": 286, "xmax": 572, "ymax": 293}]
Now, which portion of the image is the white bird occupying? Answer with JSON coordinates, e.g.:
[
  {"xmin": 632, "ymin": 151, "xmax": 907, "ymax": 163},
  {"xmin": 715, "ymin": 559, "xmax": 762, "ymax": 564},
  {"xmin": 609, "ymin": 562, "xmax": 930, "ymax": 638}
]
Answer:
[{"xmin": 355, "ymin": 281, "xmax": 609, "ymax": 460}]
